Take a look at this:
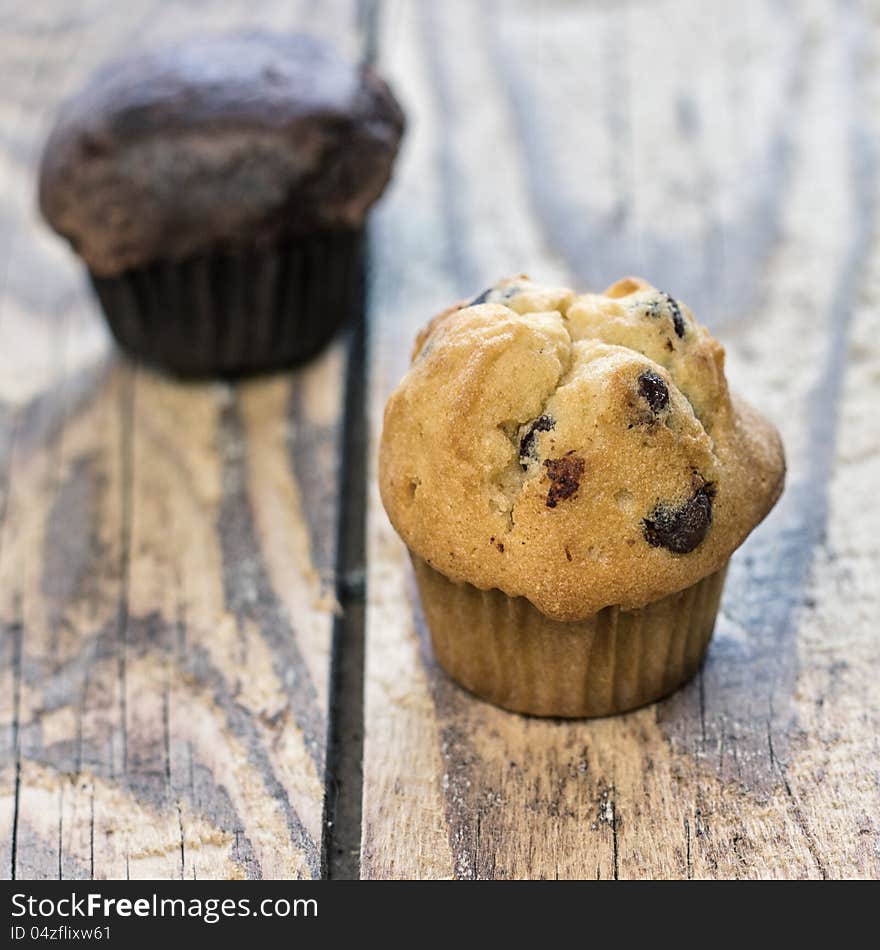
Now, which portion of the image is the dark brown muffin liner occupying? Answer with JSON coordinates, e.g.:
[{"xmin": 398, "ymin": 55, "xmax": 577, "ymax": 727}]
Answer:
[
  {"xmin": 90, "ymin": 229, "xmax": 365, "ymax": 377},
  {"xmin": 411, "ymin": 555, "xmax": 727, "ymax": 718}
]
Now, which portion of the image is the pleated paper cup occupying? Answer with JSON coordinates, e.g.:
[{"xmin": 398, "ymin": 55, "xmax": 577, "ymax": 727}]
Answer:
[
  {"xmin": 90, "ymin": 229, "xmax": 364, "ymax": 378},
  {"xmin": 411, "ymin": 555, "xmax": 727, "ymax": 718}
]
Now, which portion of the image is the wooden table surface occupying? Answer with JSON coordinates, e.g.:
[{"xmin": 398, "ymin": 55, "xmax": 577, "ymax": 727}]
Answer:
[{"xmin": 1, "ymin": 0, "xmax": 878, "ymax": 880}]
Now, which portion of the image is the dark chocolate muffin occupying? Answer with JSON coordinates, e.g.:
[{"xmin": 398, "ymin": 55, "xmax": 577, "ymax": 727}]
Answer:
[{"xmin": 38, "ymin": 32, "xmax": 405, "ymax": 376}]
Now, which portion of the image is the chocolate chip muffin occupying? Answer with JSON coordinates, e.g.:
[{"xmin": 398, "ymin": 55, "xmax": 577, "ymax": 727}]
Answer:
[
  {"xmin": 380, "ymin": 276, "xmax": 785, "ymax": 717},
  {"xmin": 39, "ymin": 32, "xmax": 405, "ymax": 376}
]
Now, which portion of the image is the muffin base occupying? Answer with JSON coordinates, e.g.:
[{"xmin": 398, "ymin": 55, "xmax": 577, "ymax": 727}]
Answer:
[
  {"xmin": 412, "ymin": 556, "xmax": 727, "ymax": 718},
  {"xmin": 90, "ymin": 229, "xmax": 365, "ymax": 377}
]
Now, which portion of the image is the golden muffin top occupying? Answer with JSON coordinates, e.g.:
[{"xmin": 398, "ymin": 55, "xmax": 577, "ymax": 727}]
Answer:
[{"xmin": 379, "ymin": 276, "xmax": 785, "ymax": 621}]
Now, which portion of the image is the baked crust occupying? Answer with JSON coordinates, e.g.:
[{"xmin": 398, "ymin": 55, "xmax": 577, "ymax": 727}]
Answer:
[
  {"xmin": 380, "ymin": 277, "xmax": 785, "ymax": 621},
  {"xmin": 38, "ymin": 32, "xmax": 405, "ymax": 275}
]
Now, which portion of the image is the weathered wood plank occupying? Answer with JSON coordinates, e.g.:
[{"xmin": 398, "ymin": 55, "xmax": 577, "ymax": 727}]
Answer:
[
  {"xmin": 362, "ymin": 0, "xmax": 880, "ymax": 879},
  {"xmin": 0, "ymin": 0, "xmax": 359, "ymax": 879}
]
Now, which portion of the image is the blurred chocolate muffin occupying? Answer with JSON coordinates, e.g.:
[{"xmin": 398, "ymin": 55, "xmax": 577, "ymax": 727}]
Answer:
[{"xmin": 39, "ymin": 32, "xmax": 405, "ymax": 376}]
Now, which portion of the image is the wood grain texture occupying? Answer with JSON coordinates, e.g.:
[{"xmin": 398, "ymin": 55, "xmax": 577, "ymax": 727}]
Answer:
[
  {"xmin": 362, "ymin": 0, "xmax": 880, "ymax": 879},
  {"xmin": 0, "ymin": 0, "xmax": 360, "ymax": 879},
  {"xmin": 4, "ymin": 0, "xmax": 879, "ymax": 882}
]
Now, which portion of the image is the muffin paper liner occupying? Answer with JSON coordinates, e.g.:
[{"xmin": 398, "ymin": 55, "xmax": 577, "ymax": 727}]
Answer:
[
  {"xmin": 90, "ymin": 229, "xmax": 365, "ymax": 377},
  {"xmin": 411, "ymin": 555, "xmax": 727, "ymax": 718}
]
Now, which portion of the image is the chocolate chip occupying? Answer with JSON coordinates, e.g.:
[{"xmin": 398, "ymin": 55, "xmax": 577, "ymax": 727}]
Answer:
[
  {"xmin": 642, "ymin": 292, "xmax": 686, "ymax": 338},
  {"xmin": 665, "ymin": 294, "xmax": 686, "ymax": 338},
  {"xmin": 469, "ymin": 284, "xmax": 523, "ymax": 307},
  {"xmin": 642, "ymin": 485, "xmax": 714, "ymax": 553},
  {"xmin": 467, "ymin": 287, "xmax": 493, "ymax": 307},
  {"xmin": 544, "ymin": 453, "xmax": 585, "ymax": 508},
  {"xmin": 519, "ymin": 414, "xmax": 555, "ymax": 468},
  {"xmin": 637, "ymin": 371, "xmax": 669, "ymax": 412}
]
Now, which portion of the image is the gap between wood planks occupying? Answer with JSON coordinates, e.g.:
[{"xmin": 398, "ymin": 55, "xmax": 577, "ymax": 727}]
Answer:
[
  {"xmin": 322, "ymin": 0, "xmax": 382, "ymax": 880},
  {"xmin": 323, "ymin": 315, "xmax": 368, "ymax": 880}
]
